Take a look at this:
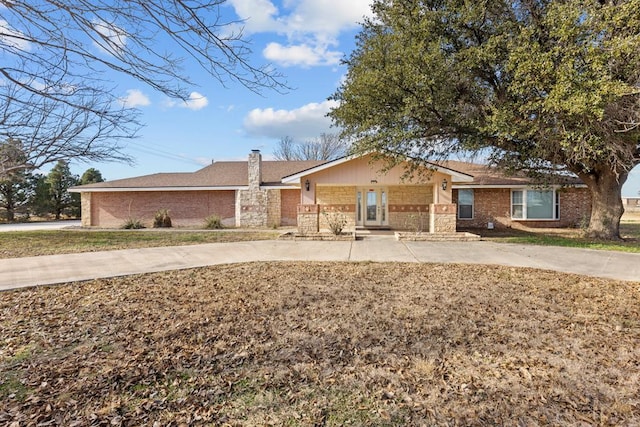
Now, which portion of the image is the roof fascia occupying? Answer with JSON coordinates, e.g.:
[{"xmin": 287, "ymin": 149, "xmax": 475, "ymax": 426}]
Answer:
[
  {"xmin": 281, "ymin": 152, "xmax": 474, "ymax": 183},
  {"xmin": 69, "ymin": 184, "xmax": 303, "ymax": 193},
  {"xmin": 452, "ymin": 184, "xmax": 587, "ymax": 189}
]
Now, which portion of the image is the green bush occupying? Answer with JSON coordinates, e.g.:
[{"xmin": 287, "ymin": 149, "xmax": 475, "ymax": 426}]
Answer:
[
  {"xmin": 204, "ymin": 214, "xmax": 224, "ymax": 229},
  {"xmin": 153, "ymin": 209, "xmax": 172, "ymax": 228},
  {"xmin": 121, "ymin": 218, "xmax": 145, "ymax": 229}
]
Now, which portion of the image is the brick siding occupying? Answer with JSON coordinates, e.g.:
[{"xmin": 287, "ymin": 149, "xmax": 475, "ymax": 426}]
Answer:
[
  {"xmin": 454, "ymin": 187, "xmax": 591, "ymax": 230},
  {"xmin": 280, "ymin": 189, "xmax": 300, "ymax": 226},
  {"xmin": 88, "ymin": 190, "xmax": 235, "ymax": 228}
]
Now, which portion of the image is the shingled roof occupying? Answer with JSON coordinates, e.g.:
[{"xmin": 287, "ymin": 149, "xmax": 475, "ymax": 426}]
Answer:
[
  {"xmin": 437, "ymin": 161, "xmax": 584, "ymax": 186},
  {"xmin": 73, "ymin": 160, "xmax": 326, "ymax": 190},
  {"xmin": 73, "ymin": 157, "xmax": 583, "ymax": 191}
]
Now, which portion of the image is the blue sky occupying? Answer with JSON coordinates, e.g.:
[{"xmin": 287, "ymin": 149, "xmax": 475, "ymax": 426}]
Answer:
[
  {"xmin": 64, "ymin": 0, "xmax": 372, "ymax": 182},
  {"xmin": 19, "ymin": 0, "xmax": 639, "ymax": 196}
]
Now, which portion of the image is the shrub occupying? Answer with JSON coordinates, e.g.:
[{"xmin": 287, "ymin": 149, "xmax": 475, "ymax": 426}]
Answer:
[
  {"xmin": 153, "ymin": 209, "xmax": 172, "ymax": 228},
  {"xmin": 405, "ymin": 209, "xmax": 427, "ymax": 234},
  {"xmin": 322, "ymin": 211, "xmax": 348, "ymax": 235},
  {"xmin": 121, "ymin": 218, "xmax": 145, "ymax": 229},
  {"xmin": 204, "ymin": 214, "xmax": 223, "ymax": 229}
]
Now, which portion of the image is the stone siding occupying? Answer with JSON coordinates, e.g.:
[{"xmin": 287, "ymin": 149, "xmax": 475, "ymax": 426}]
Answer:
[
  {"xmin": 88, "ymin": 190, "xmax": 236, "ymax": 228},
  {"xmin": 81, "ymin": 193, "xmax": 92, "ymax": 227},
  {"xmin": 388, "ymin": 185, "xmax": 433, "ymax": 229},
  {"xmin": 236, "ymin": 188, "xmax": 281, "ymax": 228},
  {"xmin": 316, "ymin": 186, "xmax": 357, "ymax": 230},
  {"xmin": 297, "ymin": 204, "xmax": 319, "ymax": 234},
  {"xmin": 430, "ymin": 203, "xmax": 457, "ymax": 233}
]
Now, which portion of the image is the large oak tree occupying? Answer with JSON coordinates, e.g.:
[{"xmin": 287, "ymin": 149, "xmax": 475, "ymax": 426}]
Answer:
[
  {"xmin": 1, "ymin": 0, "xmax": 285, "ymax": 176},
  {"xmin": 329, "ymin": 0, "xmax": 640, "ymax": 239}
]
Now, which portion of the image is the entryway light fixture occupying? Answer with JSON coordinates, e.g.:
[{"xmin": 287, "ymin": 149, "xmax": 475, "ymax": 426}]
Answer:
[
  {"xmin": 370, "ymin": 179, "xmax": 378, "ymax": 184},
  {"xmin": 305, "ymin": 179, "xmax": 310, "ymax": 191},
  {"xmin": 441, "ymin": 178, "xmax": 448, "ymax": 191}
]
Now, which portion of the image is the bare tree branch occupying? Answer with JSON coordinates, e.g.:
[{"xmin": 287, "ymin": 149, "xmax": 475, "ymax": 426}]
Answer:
[
  {"xmin": 273, "ymin": 134, "xmax": 350, "ymax": 161},
  {"xmin": 0, "ymin": 1, "xmax": 287, "ymax": 176}
]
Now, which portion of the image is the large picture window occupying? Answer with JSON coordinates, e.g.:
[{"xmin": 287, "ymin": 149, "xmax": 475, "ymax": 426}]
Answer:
[
  {"xmin": 458, "ymin": 189, "xmax": 474, "ymax": 219},
  {"xmin": 511, "ymin": 189, "xmax": 559, "ymax": 220}
]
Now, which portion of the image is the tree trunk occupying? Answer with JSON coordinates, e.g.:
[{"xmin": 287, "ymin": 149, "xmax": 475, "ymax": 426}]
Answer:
[
  {"xmin": 579, "ymin": 168, "xmax": 627, "ymax": 240},
  {"xmin": 6, "ymin": 203, "xmax": 15, "ymax": 222}
]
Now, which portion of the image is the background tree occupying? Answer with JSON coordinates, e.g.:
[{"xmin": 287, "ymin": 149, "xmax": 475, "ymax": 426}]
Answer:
[
  {"xmin": 273, "ymin": 134, "xmax": 350, "ymax": 161},
  {"xmin": 29, "ymin": 174, "xmax": 53, "ymax": 218},
  {"xmin": 0, "ymin": 171, "xmax": 34, "ymax": 222},
  {"xmin": 46, "ymin": 161, "xmax": 80, "ymax": 220},
  {"xmin": 330, "ymin": 0, "xmax": 640, "ymax": 240},
  {"xmin": 1, "ymin": 1, "xmax": 286, "ymax": 177},
  {"xmin": 80, "ymin": 168, "xmax": 105, "ymax": 185}
]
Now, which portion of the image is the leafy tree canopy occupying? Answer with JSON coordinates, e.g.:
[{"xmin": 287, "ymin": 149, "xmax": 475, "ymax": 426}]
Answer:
[
  {"xmin": 330, "ymin": 0, "xmax": 640, "ymax": 239},
  {"xmin": 80, "ymin": 168, "xmax": 105, "ymax": 185},
  {"xmin": 46, "ymin": 160, "xmax": 79, "ymax": 220}
]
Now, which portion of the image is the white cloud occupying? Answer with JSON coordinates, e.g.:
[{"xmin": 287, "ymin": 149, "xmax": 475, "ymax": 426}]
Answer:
[
  {"xmin": 263, "ymin": 42, "xmax": 342, "ymax": 67},
  {"xmin": 243, "ymin": 99, "xmax": 340, "ymax": 139},
  {"xmin": 0, "ymin": 19, "xmax": 31, "ymax": 51},
  {"xmin": 164, "ymin": 91, "xmax": 209, "ymax": 111},
  {"xmin": 229, "ymin": 0, "xmax": 371, "ymax": 35},
  {"xmin": 92, "ymin": 19, "xmax": 128, "ymax": 55},
  {"xmin": 228, "ymin": 0, "xmax": 373, "ymax": 67},
  {"xmin": 228, "ymin": 0, "xmax": 281, "ymax": 33},
  {"xmin": 183, "ymin": 92, "xmax": 209, "ymax": 110},
  {"xmin": 118, "ymin": 89, "xmax": 151, "ymax": 108}
]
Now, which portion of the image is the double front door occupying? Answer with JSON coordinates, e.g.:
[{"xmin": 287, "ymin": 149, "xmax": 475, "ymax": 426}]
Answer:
[{"xmin": 356, "ymin": 187, "xmax": 388, "ymax": 227}]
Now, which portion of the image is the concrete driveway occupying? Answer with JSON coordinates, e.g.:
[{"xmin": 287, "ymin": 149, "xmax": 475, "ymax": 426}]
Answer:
[
  {"xmin": 0, "ymin": 220, "xmax": 81, "ymax": 232},
  {"xmin": 0, "ymin": 239, "xmax": 638, "ymax": 291}
]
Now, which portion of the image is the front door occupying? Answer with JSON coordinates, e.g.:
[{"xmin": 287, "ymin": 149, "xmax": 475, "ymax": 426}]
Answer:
[{"xmin": 357, "ymin": 187, "xmax": 388, "ymax": 227}]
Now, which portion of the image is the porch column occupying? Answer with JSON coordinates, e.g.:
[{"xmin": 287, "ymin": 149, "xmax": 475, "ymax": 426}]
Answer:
[
  {"xmin": 81, "ymin": 192, "xmax": 92, "ymax": 227},
  {"xmin": 429, "ymin": 203, "xmax": 457, "ymax": 233},
  {"xmin": 297, "ymin": 204, "xmax": 319, "ymax": 234}
]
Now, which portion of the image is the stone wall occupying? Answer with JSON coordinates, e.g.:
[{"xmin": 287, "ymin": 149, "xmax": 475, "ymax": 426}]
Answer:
[
  {"xmin": 388, "ymin": 185, "xmax": 433, "ymax": 230},
  {"xmin": 316, "ymin": 186, "xmax": 356, "ymax": 230},
  {"xmin": 297, "ymin": 204, "xmax": 319, "ymax": 234},
  {"xmin": 430, "ymin": 203, "xmax": 457, "ymax": 233},
  {"xmin": 236, "ymin": 188, "xmax": 281, "ymax": 228},
  {"xmin": 81, "ymin": 193, "xmax": 92, "ymax": 227},
  {"xmin": 236, "ymin": 150, "xmax": 282, "ymax": 228}
]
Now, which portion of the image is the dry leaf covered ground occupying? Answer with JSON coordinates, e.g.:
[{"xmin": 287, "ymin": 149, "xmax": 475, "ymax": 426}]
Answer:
[{"xmin": 1, "ymin": 262, "xmax": 639, "ymax": 426}]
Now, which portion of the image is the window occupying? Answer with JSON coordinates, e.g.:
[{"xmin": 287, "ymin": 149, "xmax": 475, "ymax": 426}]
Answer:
[
  {"xmin": 511, "ymin": 189, "xmax": 558, "ymax": 220},
  {"xmin": 458, "ymin": 189, "xmax": 474, "ymax": 219}
]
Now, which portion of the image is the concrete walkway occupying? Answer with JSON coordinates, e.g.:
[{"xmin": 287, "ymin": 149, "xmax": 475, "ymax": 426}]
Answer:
[{"xmin": 1, "ymin": 239, "xmax": 639, "ymax": 291}]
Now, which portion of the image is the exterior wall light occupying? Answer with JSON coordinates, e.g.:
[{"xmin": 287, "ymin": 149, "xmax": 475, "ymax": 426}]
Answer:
[
  {"xmin": 305, "ymin": 179, "xmax": 310, "ymax": 191},
  {"xmin": 370, "ymin": 179, "xmax": 378, "ymax": 184},
  {"xmin": 441, "ymin": 178, "xmax": 448, "ymax": 191}
]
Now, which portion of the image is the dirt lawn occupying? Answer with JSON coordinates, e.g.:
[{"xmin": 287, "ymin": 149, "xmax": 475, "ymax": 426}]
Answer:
[{"xmin": 1, "ymin": 262, "xmax": 639, "ymax": 426}]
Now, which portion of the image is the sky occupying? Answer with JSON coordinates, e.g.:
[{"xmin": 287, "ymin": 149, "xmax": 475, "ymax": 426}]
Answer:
[
  {"xmin": 66, "ymin": 0, "xmax": 374, "ymax": 182},
  {"xmin": 5, "ymin": 0, "xmax": 639, "ymax": 196}
]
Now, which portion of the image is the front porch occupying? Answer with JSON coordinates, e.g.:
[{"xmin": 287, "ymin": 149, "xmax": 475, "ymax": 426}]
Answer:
[
  {"xmin": 297, "ymin": 199, "xmax": 459, "ymax": 235},
  {"xmin": 281, "ymin": 153, "xmax": 474, "ymax": 235}
]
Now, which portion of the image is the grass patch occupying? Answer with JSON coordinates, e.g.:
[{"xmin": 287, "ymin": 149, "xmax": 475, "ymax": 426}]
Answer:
[
  {"xmin": 475, "ymin": 222, "xmax": 640, "ymax": 253},
  {"xmin": 1, "ymin": 262, "xmax": 638, "ymax": 425},
  {"xmin": 0, "ymin": 229, "xmax": 279, "ymax": 258}
]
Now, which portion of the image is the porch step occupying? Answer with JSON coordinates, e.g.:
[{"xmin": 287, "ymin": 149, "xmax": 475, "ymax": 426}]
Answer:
[
  {"xmin": 394, "ymin": 232, "xmax": 481, "ymax": 242},
  {"xmin": 355, "ymin": 226, "xmax": 392, "ymax": 231}
]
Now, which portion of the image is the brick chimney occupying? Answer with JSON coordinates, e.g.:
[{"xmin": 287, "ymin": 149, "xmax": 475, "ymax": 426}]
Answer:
[{"xmin": 248, "ymin": 149, "xmax": 262, "ymax": 190}]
